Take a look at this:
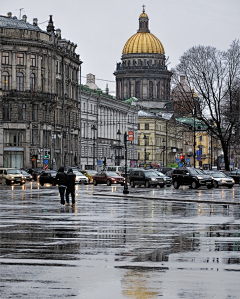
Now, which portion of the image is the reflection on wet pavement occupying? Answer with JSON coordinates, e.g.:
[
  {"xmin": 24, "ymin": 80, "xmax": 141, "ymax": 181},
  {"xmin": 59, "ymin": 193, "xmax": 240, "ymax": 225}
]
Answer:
[{"xmin": 0, "ymin": 182, "xmax": 240, "ymax": 298}]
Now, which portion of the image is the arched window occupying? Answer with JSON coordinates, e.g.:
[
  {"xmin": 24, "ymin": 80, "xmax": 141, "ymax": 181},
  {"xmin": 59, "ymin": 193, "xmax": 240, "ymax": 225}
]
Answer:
[
  {"xmin": 17, "ymin": 72, "xmax": 24, "ymax": 91},
  {"xmin": 2, "ymin": 71, "xmax": 9, "ymax": 91},
  {"xmin": 149, "ymin": 81, "xmax": 153, "ymax": 99},
  {"xmin": 30, "ymin": 73, "xmax": 35, "ymax": 92},
  {"xmin": 135, "ymin": 81, "xmax": 140, "ymax": 98}
]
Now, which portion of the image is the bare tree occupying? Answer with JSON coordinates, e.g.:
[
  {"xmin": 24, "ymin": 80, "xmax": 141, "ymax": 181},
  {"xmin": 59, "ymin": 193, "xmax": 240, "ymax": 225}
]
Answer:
[{"xmin": 172, "ymin": 40, "xmax": 240, "ymax": 170}]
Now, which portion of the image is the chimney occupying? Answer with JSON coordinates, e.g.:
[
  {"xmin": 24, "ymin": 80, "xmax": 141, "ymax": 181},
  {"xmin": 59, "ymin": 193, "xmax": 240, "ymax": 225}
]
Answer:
[
  {"xmin": 86, "ymin": 74, "xmax": 95, "ymax": 84},
  {"xmin": 33, "ymin": 18, "xmax": 38, "ymax": 26},
  {"xmin": 22, "ymin": 15, "xmax": 27, "ymax": 22},
  {"xmin": 7, "ymin": 12, "xmax": 12, "ymax": 18}
]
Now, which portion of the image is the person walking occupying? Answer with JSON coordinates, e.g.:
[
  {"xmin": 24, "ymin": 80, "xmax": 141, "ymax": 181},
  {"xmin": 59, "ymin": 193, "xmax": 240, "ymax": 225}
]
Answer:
[
  {"xmin": 55, "ymin": 167, "xmax": 68, "ymax": 206},
  {"xmin": 66, "ymin": 168, "xmax": 76, "ymax": 207}
]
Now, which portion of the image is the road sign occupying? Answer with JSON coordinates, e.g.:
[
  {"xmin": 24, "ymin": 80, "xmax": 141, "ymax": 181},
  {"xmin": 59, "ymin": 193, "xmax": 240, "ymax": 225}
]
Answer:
[
  {"xmin": 97, "ymin": 160, "xmax": 102, "ymax": 165},
  {"xmin": 179, "ymin": 163, "xmax": 183, "ymax": 167},
  {"xmin": 44, "ymin": 159, "xmax": 49, "ymax": 164},
  {"xmin": 231, "ymin": 155, "xmax": 234, "ymax": 159},
  {"xmin": 186, "ymin": 158, "xmax": 190, "ymax": 163},
  {"xmin": 175, "ymin": 158, "xmax": 180, "ymax": 163},
  {"xmin": 128, "ymin": 130, "xmax": 134, "ymax": 141},
  {"xmin": 45, "ymin": 164, "xmax": 48, "ymax": 170},
  {"xmin": 197, "ymin": 156, "xmax": 201, "ymax": 161},
  {"xmin": 196, "ymin": 150, "xmax": 201, "ymax": 156}
]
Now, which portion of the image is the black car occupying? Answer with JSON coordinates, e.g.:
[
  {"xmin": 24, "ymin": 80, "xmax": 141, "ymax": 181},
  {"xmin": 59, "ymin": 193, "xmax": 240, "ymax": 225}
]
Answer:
[
  {"xmin": 129, "ymin": 169, "xmax": 165, "ymax": 188},
  {"xmin": 20, "ymin": 170, "xmax": 33, "ymax": 181},
  {"xmin": 28, "ymin": 168, "xmax": 43, "ymax": 181},
  {"xmin": 153, "ymin": 171, "xmax": 172, "ymax": 187},
  {"xmin": 39, "ymin": 170, "xmax": 57, "ymax": 186},
  {"xmin": 172, "ymin": 168, "xmax": 213, "ymax": 189},
  {"xmin": 228, "ymin": 170, "xmax": 240, "ymax": 184}
]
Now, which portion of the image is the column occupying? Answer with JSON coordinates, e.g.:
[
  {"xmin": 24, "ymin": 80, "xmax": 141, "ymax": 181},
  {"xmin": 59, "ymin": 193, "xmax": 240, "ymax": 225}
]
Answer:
[{"xmin": 154, "ymin": 80, "xmax": 157, "ymax": 99}]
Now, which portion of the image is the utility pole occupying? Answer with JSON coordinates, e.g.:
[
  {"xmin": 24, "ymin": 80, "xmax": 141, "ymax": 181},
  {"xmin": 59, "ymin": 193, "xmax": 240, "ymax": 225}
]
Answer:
[{"xmin": 123, "ymin": 131, "xmax": 129, "ymax": 194}]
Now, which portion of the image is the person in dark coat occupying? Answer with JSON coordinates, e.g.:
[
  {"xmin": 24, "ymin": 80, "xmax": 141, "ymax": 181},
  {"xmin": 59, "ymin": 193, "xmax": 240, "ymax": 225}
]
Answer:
[
  {"xmin": 66, "ymin": 168, "xmax": 76, "ymax": 206},
  {"xmin": 55, "ymin": 167, "xmax": 68, "ymax": 206}
]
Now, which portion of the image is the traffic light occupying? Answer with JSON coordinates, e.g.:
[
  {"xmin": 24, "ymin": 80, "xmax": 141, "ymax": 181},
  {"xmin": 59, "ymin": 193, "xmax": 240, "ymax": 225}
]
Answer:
[
  {"xmin": 44, "ymin": 151, "xmax": 50, "ymax": 159},
  {"xmin": 180, "ymin": 155, "xmax": 185, "ymax": 163}
]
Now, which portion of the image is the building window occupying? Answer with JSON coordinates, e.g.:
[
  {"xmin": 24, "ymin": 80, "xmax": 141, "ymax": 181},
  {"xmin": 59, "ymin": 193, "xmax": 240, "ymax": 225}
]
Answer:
[
  {"xmin": 17, "ymin": 53, "xmax": 24, "ymax": 65},
  {"xmin": 128, "ymin": 81, "xmax": 131, "ymax": 98},
  {"xmin": 2, "ymin": 71, "xmax": 9, "ymax": 91},
  {"xmin": 18, "ymin": 103, "xmax": 26, "ymax": 120},
  {"xmin": 31, "ymin": 54, "xmax": 36, "ymax": 67},
  {"xmin": 30, "ymin": 73, "xmax": 35, "ymax": 92},
  {"xmin": 157, "ymin": 82, "xmax": 160, "ymax": 99},
  {"xmin": 138, "ymin": 123, "xmax": 140, "ymax": 130},
  {"xmin": 32, "ymin": 104, "xmax": 38, "ymax": 121},
  {"xmin": 199, "ymin": 136, "xmax": 203, "ymax": 141},
  {"xmin": 149, "ymin": 81, "xmax": 153, "ymax": 99},
  {"xmin": 56, "ymin": 60, "xmax": 59, "ymax": 74},
  {"xmin": 2, "ymin": 103, "xmax": 11, "ymax": 121},
  {"xmin": 145, "ymin": 123, "xmax": 149, "ymax": 130},
  {"xmin": 32, "ymin": 129, "xmax": 38, "ymax": 145},
  {"xmin": 41, "ymin": 75, "xmax": 44, "ymax": 92},
  {"xmin": 17, "ymin": 72, "xmax": 24, "ymax": 91},
  {"xmin": 135, "ymin": 81, "xmax": 140, "ymax": 98},
  {"xmin": 4, "ymin": 130, "xmax": 23, "ymax": 146},
  {"xmin": 2, "ymin": 52, "xmax": 9, "ymax": 64}
]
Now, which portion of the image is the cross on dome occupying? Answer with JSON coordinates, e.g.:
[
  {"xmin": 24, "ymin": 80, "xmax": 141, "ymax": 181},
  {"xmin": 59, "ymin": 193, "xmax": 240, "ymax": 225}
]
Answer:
[{"xmin": 142, "ymin": 4, "xmax": 146, "ymax": 12}]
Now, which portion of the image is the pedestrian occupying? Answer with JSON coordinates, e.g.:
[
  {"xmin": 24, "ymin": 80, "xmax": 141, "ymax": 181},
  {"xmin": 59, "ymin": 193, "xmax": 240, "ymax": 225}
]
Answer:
[
  {"xmin": 66, "ymin": 168, "xmax": 76, "ymax": 207},
  {"xmin": 55, "ymin": 167, "xmax": 68, "ymax": 206}
]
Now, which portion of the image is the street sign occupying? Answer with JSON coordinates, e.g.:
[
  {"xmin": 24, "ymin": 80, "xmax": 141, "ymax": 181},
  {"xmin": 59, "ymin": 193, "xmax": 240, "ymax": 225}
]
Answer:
[
  {"xmin": 175, "ymin": 158, "xmax": 180, "ymax": 163},
  {"xmin": 231, "ymin": 155, "xmax": 234, "ymax": 159},
  {"xmin": 45, "ymin": 164, "xmax": 48, "ymax": 170},
  {"xmin": 128, "ymin": 130, "xmax": 134, "ymax": 141},
  {"xmin": 196, "ymin": 150, "xmax": 201, "ymax": 156},
  {"xmin": 186, "ymin": 158, "xmax": 190, "ymax": 162},
  {"xmin": 97, "ymin": 160, "xmax": 102, "ymax": 165},
  {"xmin": 197, "ymin": 156, "xmax": 201, "ymax": 161},
  {"xmin": 44, "ymin": 159, "xmax": 49, "ymax": 164},
  {"xmin": 179, "ymin": 163, "xmax": 183, "ymax": 167}
]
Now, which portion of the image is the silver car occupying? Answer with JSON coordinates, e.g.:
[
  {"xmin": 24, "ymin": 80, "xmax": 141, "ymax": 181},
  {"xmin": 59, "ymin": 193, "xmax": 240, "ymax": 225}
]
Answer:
[
  {"xmin": 206, "ymin": 171, "xmax": 235, "ymax": 188},
  {"xmin": 73, "ymin": 170, "xmax": 89, "ymax": 184}
]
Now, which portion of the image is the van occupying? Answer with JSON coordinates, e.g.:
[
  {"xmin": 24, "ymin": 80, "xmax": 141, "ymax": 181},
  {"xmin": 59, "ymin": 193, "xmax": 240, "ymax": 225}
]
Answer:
[
  {"xmin": 0, "ymin": 168, "xmax": 26, "ymax": 185},
  {"xmin": 103, "ymin": 166, "xmax": 125, "ymax": 175}
]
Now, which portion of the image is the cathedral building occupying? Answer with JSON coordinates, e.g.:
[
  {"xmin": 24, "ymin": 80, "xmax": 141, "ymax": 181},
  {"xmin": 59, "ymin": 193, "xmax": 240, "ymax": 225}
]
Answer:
[{"xmin": 114, "ymin": 7, "xmax": 172, "ymax": 112}]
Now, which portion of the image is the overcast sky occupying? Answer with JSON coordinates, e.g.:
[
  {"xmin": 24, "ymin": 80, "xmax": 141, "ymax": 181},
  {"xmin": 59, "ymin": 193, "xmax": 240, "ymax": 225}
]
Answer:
[{"xmin": 2, "ymin": 0, "xmax": 240, "ymax": 95}]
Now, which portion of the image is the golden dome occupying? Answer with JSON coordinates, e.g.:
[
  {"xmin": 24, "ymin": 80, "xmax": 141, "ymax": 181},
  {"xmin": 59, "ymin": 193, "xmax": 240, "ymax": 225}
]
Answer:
[
  {"xmin": 122, "ymin": 32, "xmax": 165, "ymax": 55},
  {"xmin": 140, "ymin": 12, "xmax": 148, "ymax": 18}
]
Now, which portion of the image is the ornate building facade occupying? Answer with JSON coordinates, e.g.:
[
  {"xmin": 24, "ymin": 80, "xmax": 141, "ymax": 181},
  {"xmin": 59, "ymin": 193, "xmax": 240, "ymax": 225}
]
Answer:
[
  {"xmin": 0, "ymin": 13, "xmax": 81, "ymax": 169},
  {"xmin": 114, "ymin": 8, "xmax": 172, "ymax": 112}
]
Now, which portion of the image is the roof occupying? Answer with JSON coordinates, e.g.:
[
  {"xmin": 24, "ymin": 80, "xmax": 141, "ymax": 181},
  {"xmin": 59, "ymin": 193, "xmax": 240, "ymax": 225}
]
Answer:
[
  {"xmin": 176, "ymin": 117, "xmax": 207, "ymax": 129},
  {"xmin": 138, "ymin": 110, "xmax": 156, "ymax": 117},
  {"xmin": 0, "ymin": 15, "xmax": 45, "ymax": 32}
]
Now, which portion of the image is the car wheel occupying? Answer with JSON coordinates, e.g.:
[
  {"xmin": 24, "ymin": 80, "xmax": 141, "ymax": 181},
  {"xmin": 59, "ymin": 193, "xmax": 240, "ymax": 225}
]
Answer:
[
  {"xmin": 191, "ymin": 180, "xmax": 198, "ymax": 189},
  {"xmin": 6, "ymin": 179, "xmax": 11, "ymax": 185},
  {"xmin": 130, "ymin": 181, "xmax": 135, "ymax": 188},
  {"xmin": 213, "ymin": 181, "xmax": 219, "ymax": 188},
  {"xmin": 228, "ymin": 185, "xmax": 233, "ymax": 189},
  {"xmin": 145, "ymin": 180, "xmax": 150, "ymax": 188},
  {"xmin": 40, "ymin": 182, "xmax": 44, "ymax": 186},
  {"xmin": 107, "ymin": 180, "xmax": 111, "ymax": 186},
  {"xmin": 160, "ymin": 184, "xmax": 164, "ymax": 188},
  {"xmin": 207, "ymin": 185, "xmax": 213, "ymax": 189},
  {"xmin": 121, "ymin": 183, "xmax": 124, "ymax": 186},
  {"xmin": 173, "ymin": 180, "xmax": 179, "ymax": 189},
  {"xmin": 93, "ymin": 180, "xmax": 97, "ymax": 186}
]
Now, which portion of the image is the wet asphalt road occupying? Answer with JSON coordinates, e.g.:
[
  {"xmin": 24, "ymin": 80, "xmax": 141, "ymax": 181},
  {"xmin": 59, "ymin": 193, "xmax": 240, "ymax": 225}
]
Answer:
[{"xmin": 0, "ymin": 182, "xmax": 240, "ymax": 299}]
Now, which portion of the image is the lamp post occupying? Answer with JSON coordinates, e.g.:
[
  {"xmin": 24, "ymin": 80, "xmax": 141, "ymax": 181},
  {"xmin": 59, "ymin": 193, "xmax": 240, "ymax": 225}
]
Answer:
[
  {"xmin": 143, "ymin": 134, "xmax": 147, "ymax": 167},
  {"xmin": 123, "ymin": 131, "xmax": 129, "ymax": 194},
  {"xmin": 117, "ymin": 129, "xmax": 121, "ymax": 166},
  {"xmin": 91, "ymin": 124, "xmax": 97, "ymax": 170},
  {"xmin": 162, "ymin": 138, "xmax": 165, "ymax": 167}
]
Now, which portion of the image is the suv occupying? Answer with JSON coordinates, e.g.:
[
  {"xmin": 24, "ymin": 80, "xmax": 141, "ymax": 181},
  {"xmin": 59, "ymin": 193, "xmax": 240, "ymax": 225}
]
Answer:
[
  {"xmin": 0, "ymin": 168, "xmax": 26, "ymax": 185},
  {"xmin": 172, "ymin": 168, "xmax": 213, "ymax": 189},
  {"xmin": 39, "ymin": 170, "xmax": 57, "ymax": 186},
  {"xmin": 129, "ymin": 170, "xmax": 164, "ymax": 188}
]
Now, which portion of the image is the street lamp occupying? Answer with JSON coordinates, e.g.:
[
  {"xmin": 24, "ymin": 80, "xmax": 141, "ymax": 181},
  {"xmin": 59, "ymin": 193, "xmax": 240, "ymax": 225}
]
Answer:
[
  {"xmin": 91, "ymin": 124, "xmax": 97, "ymax": 170},
  {"xmin": 143, "ymin": 134, "xmax": 147, "ymax": 167},
  {"xmin": 162, "ymin": 138, "xmax": 166, "ymax": 167},
  {"xmin": 123, "ymin": 131, "xmax": 129, "ymax": 194},
  {"xmin": 117, "ymin": 129, "xmax": 121, "ymax": 166}
]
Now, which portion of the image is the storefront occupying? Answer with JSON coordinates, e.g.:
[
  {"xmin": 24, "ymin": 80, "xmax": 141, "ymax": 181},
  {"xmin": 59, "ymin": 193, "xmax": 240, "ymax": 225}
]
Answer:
[{"xmin": 4, "ymin": 147, "xmax": 24, "ymax": 169}]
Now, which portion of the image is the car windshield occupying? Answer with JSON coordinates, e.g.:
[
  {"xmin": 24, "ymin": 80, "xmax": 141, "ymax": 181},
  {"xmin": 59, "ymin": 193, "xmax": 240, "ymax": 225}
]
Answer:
[
  {"xmin": 21, "ymin": 171, "xmax": 28, "ymax": 175},
  {"xmin": 189, "ymin": 169, "xmax": 204, "ymax": 175},
  {"xmin": 145, "ymin": 171, "xmax": 158, "ymax": 177},
  {"xmin": 7, "ymin": 169, "xmax": 21, "ymax": 174},
  {"xmin": 155, "ymin": 171, "xmax": 165, "ymax": 177},
  {"xmin": 87, "ymin": 170, "xmax": 98, "ymax": 175},
  {"xmin": 211, "ymin": 173, "xmax": 227, "ymax": 178},
  {"xmin": 73, "ymin": 171, "xmax": 84, "ymax": 176},
  {"xmin": 106, "ymin": 172, "xmax": 119, "ymax": 177}
]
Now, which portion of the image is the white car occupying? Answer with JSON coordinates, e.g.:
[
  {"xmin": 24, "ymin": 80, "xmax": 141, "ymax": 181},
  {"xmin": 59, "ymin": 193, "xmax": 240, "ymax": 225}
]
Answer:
[
  {"xmin": 205, "ymin": 171, "xmax": 235, "ymax": 188},
  {"xmin": 73, "ymin": 170, "xmax": 89, "ymax": 184}
]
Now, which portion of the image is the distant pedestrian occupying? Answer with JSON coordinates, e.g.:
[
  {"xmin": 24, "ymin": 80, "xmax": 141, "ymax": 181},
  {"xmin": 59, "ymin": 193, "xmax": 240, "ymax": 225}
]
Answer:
[
  {"xmin": 55, "ymin": 167, "xmax": 68, "ymax": 206},
  {"xmin": 66, "ymin": 168, "xmax": 76, "ymax": 207}
]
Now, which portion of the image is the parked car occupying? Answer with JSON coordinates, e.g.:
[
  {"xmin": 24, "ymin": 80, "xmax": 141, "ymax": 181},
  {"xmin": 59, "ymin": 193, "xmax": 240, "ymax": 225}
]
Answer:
[
  {"xmin": 72, "ymin": 170, "xmax": 89, "ymax": 184},
  {"xmin": 92, "ymin": 171, "xmax": 125, "ymax": 186},
  {"xmin": 28, "ymin": 168, "xmax": 43, "ymax": 181},
  {"xmin": 228, "ymin": 170, "xmax": 240, "ymax": 184},
  {"xmin": 165, "ymin": 169, "xmax": 174, "ymax": 181},
  {"xmin": 0, "ymin": 168, "xmax": 26, "ymax": 185},
  {"xmin": 79, "ymin": 170, "xmax": 97, "ymax": 184},
  {"xmin": 20, "ymin": 170, "xmax": 33, "ymax": 181},
  {"xmin": 157, "ymin": 167, "xmax": 175, "ymax": 174},
  {"xmin": 39, "ymin": 170, "xmax": 57, "ymax": 186},
  {"xmin": 204, "ymin": 171, "xmax": 235, "ymax": 188},
  {"xmin": 153, "ymin": 171, "xmax": 172, "ymax": 187},
  {"xmin": 121, "ymin": 167, "xmax": 144, "ymax": 183},
  {"xmin": 129, "ymin": 169, "xmax": 165, "ymax": 188},
  {"xmin": 172, "ymin": 168, "xmax": 214, "ymax": 189}
]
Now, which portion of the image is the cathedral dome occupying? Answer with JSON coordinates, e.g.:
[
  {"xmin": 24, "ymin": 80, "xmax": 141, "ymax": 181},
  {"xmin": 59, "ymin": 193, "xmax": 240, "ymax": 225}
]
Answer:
[
  {"xmin": 122, "ymin": 8, "xmax": 165, "ymax": 55},
  {"xmin": 122, "ymin": 32, "xmax": 164, "ymax": 55}
]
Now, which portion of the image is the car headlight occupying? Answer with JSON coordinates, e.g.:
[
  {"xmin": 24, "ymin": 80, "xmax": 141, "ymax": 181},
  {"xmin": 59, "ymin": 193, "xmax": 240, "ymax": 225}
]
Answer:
[
  {"xmin": 197, "ymin": 176, "xmax": 203, "ymax": 179},
  {"xmin": 232, "ymin": 179, "xmax": 235, "ymax": 182},
  {"xmin": 151, "ymin": 178, "xmax": 156, "ymax": 181},
  {"xmin": 221, "ymin": 180, "xmax": 226, "ymax": 183},
  {"xmin": 10, "ymin": 176, "xmax": 14, "ymax": 179}
]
